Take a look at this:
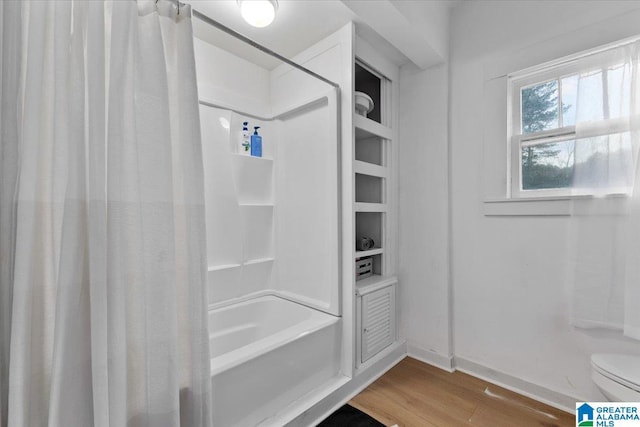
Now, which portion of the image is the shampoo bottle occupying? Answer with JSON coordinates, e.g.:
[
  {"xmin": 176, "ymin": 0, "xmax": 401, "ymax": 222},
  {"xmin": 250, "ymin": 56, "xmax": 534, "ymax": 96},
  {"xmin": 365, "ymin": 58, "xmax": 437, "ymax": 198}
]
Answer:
[
  {"xmin": 239, "ymin": 122, "xmax": 251, "ymax": 155},
  {"xmin": 250, "ymin": 126, "xmax": 262, "ymax": 157}
]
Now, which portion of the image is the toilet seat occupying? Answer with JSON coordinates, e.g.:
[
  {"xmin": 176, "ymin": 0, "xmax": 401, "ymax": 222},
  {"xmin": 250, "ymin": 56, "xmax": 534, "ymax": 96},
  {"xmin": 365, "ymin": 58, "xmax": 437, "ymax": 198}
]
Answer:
[{"xmin": 591, "ymin": 354, "xmax": 640, "ymax": 392}]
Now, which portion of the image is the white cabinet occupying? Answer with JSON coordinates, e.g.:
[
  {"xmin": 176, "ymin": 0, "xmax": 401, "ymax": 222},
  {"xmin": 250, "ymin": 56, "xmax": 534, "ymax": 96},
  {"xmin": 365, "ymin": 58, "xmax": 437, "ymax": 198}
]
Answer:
[{"xmin": 356, "ymin": 278, "xmax": 397, "ymax": 364}]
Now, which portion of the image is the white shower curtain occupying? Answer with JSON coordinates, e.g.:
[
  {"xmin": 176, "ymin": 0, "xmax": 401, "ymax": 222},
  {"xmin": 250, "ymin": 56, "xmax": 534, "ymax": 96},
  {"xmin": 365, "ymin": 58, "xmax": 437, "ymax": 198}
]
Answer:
[
  {"xmin": 569, "ymin": 40, "xmax": 640, "ymax": 340},
  {"xmin": 0, "ymin": 1, "xmax": 212, "ymax": 426}
]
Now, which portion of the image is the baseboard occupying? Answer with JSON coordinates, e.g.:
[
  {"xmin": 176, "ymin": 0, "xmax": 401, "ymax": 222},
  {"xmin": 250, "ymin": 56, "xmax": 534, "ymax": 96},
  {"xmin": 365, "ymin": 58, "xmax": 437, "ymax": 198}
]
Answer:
[
  {"xmin": 406, "ymin": 343, "xmax": 454, "ymax": 372},
  {"xmin": 404, "ymin": 345, "xmax": 581, "ymax": 413},
  {"xmin": 284, "ymin": 341, "xmax": 407, "ymax": 427},
  {"xmin": 454, "ymin": 356, "xmax": 579, "ymax": 414},
  {"xmin": 271, "ymin": 341, "xmax": 579, "ymax": 424}
]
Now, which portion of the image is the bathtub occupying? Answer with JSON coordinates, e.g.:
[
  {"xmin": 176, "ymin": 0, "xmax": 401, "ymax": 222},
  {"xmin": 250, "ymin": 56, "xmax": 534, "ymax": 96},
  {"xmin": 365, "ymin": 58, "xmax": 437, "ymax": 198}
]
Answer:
[{"xmin": 209, "ymin": 294, "xmax": 341, "ymax": 427}]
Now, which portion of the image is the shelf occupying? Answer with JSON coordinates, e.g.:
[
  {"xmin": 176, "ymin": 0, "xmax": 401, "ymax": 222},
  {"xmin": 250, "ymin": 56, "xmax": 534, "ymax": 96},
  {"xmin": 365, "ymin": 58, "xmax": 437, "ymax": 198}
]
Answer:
[
  {"xmin": 230, "ymin": 153, "xmax": 274, "ymax": 162},
  {"xmin": 208, "ymin": 263, "xmax": 241, "ymax": 272},
  {"xmin": 355, "ymin": 248, "xmax": 383, "ymax": 259},
  {"xmin": 208, "ymin": 257, "xmax": 274, "ymax": 271},
  {"xmin": 355, "ymin": 202, "xmax": 388, "ymax": 212},
  {"xmin": 354, "ymin": 161, "xmax": 387, "ymax": 178},
  {"xmin": 355, "ymin": 274, "xmax": 397, "ymax": 296},
  {"xmin": 244, "ymin": 257, "xmax": 275, "ymax": 266},
  {"xmin": 354, "ymin": 115, "xmax": 392, "ymax": 140}
]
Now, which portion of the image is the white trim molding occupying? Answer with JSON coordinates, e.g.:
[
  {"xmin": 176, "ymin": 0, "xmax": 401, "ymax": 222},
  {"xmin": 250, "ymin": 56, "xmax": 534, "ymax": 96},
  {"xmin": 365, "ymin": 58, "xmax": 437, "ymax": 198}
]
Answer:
[
  {"xmin": 454, "ymin": 357, "xmax": 581, "ymax": 414},
  {"xmin": 406, "ymin": 343, "xmax": 454, "ymax": 373},
  {"xmin": 484, "ymin": 194, "xmax": 628, "ymax": 217},
  {"xmin": 483, "ymin": 197, "xmax": 573, "ymax": 216}
]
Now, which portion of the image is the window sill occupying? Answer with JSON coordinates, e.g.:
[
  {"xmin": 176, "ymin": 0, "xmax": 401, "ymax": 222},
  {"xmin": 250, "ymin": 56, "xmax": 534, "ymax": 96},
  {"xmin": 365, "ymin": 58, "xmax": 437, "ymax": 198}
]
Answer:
[{"xmin": 483, "ymin": 194, "xmax": 628, "ymax": 217}]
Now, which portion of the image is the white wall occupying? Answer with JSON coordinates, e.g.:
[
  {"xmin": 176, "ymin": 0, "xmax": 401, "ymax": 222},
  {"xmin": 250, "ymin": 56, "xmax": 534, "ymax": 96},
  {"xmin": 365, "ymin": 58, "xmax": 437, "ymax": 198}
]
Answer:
[
  {"xmin": 273, "ymin": 97, "xmax": 340, "ymax": 314},
  {"xmin": 398, "ymin": 63, "xmax": 451, "ymax": 368},
  {"xmin": 194, "ymin": 37, "xmax": 270, "ymax": 116},
  {"xmin": 389, "ymin": 0, "xmax": 451, "ymax": 62},
  {"xmin": 450, "ymin": 1, "xmax": 640, "ymax": 406},
  {"xmin": 342, "ymin": 0, "xmax": 452, "ymax": 69}
]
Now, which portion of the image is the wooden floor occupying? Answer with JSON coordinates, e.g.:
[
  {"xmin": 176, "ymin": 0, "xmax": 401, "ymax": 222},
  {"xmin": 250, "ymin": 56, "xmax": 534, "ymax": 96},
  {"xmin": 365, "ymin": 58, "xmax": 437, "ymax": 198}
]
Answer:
[{"xmin": 349, "ymin": 357, "xmax": 574, "ymax": 427}]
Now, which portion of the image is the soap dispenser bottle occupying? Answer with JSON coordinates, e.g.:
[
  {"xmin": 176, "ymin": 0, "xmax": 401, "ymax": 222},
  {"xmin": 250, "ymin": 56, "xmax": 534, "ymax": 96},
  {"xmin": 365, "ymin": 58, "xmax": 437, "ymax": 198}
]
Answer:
[
  {"xmin": 240, "ymin": 122, "xmax": 251, "ymax": 155},
  {"xmin": 250, "ymin": 126, "xmax": 262, "ymax": 157}
]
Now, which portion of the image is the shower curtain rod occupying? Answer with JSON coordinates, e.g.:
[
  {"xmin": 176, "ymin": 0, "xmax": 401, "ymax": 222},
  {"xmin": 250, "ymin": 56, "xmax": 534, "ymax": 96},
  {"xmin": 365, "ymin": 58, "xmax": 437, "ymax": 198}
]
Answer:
[{"xmin": 191, "ymin": 8, "xmax": 340, "ymax": 89}]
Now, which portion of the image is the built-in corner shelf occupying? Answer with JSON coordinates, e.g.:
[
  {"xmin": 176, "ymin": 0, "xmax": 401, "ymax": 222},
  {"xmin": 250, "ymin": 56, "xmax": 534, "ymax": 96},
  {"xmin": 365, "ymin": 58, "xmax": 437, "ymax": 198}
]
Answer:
[
  {"xmin": 208, "ymin": 257, "xmax": 273, "ymax": 274},
  {"xmin": 238, "ymin": 203, "xmax": 275, "ymax": 209},
  {"xmin": 355, "ymin": 274, "xmax": 397, "ymax": 296},
  {"xmin": 354, "ymin": 202, "xmax": 388, "ymax": 212},
  {"xmin": 355, "ymin": 248, "xmax": 383, "ymax": 259},
  {"xmin": 208, "ymin": 263, "xmax": 241, "ymax": 272},
  {"xmin": 244, "ymin": 257, "xmax": 274, "ymax": 266},
  {"xmin": 229, "ymin": 152, "xmax": 275, "ymax": 266},
  {"xmin": 230, "ymin": 153, "xmax": 274, "ymax": 163},
  {"xmin": 354, "ymin": 52, "xmax": 397, "ymax": 370},
  {"xmin": 354, "ymin": 115, "xmax": 392, "ymax": 140}
]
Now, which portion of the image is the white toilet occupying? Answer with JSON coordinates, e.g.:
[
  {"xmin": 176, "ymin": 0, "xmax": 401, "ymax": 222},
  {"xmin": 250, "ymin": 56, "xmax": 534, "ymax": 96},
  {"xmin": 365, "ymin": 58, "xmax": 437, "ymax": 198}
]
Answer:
[{"xmin": 591, "ymin": 353, "xmax": 640, "ymax": 401}]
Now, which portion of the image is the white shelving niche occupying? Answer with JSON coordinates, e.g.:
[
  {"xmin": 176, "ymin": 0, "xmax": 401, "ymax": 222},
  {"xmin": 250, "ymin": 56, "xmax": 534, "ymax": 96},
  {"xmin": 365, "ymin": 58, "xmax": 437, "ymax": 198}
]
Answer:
[{"xmin": 353, "ymin": 53, "xmax": 399, "ymax": 369}]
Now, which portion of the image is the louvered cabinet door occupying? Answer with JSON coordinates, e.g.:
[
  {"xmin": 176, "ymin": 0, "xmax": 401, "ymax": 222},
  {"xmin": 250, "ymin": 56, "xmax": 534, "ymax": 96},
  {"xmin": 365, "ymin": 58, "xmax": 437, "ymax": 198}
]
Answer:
[{"xmin": 361, "ymin": 285, "xmax": 396, "ymax": 363}]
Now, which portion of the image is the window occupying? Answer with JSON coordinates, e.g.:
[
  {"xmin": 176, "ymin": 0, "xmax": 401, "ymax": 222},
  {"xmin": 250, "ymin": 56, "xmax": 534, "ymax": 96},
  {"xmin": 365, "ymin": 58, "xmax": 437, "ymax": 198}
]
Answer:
[{"xmin": 509, "ymin": 39, "xmax": 640, "ymax": 197}]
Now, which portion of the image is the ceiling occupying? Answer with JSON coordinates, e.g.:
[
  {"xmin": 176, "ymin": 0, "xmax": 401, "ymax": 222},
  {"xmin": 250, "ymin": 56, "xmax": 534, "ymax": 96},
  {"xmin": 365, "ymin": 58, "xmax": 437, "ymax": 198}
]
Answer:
[
  {"xmin": 188, "ymin": 0, "xmax": 464, "ymax": 71},
  {"xmin": 190, "ymin": 1, "xmax": 354, "ymax": 69},
  {"xmin": 188, "ymin": 0, "xmax": 412, "ymax": 70}
]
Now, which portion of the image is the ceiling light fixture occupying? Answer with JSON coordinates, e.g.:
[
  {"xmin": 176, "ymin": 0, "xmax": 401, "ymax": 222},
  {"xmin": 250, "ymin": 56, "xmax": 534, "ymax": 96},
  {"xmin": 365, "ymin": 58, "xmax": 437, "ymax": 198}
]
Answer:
[{"xmin": 237, "ymin": 0, "xmax": 278, "ymax": 28}]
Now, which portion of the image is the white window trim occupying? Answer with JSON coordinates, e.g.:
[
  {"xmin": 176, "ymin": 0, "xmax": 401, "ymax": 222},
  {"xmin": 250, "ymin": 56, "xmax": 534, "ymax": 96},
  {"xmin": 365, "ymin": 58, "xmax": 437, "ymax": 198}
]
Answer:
[
  {"xmin": 484, "ymin": 194, "xmax": 629, "ymax": 217},
  {"xmin": 507, "ymin": 34, "xmax": 640, "ymax": 200}
]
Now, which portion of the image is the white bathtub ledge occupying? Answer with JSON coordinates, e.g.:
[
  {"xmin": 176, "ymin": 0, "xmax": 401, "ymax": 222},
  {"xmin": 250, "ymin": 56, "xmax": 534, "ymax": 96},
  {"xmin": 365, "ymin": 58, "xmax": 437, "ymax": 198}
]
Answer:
[{"xmin": 210, "ymin": 315, "xmax": 339, "ymax": 376}]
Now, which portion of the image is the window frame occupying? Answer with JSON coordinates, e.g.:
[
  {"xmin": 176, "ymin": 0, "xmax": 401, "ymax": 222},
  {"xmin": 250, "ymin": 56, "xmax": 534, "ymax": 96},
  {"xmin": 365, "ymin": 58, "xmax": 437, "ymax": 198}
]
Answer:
[{"xmin": 508, "ymin": 41, "xmax": 638, "ymax": 198}]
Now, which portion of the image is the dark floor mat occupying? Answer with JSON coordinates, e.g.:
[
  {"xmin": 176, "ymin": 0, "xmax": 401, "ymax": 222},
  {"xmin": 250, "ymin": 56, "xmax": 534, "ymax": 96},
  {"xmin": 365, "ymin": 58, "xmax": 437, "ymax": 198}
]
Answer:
[{"xmin": 317, "ymin": 404, "xmax": 386, "ymax": 427}]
